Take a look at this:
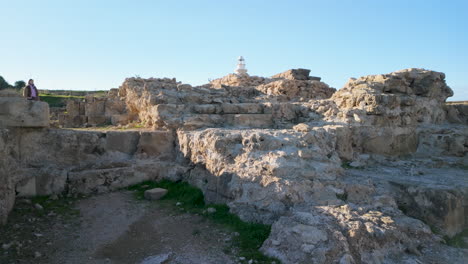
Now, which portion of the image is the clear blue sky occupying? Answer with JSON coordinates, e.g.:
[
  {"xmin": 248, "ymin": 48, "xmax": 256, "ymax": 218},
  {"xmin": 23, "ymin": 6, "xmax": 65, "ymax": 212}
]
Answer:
[{"xmin": 1, "ymin": 0, "xmax": 467, "ymax": 100}]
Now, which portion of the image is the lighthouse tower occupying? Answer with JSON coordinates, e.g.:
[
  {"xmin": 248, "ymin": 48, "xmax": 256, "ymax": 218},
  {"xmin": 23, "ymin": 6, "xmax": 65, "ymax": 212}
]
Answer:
[{"xmin": 235, "ymin": 56, "xmax": 248, "ymax": 76}]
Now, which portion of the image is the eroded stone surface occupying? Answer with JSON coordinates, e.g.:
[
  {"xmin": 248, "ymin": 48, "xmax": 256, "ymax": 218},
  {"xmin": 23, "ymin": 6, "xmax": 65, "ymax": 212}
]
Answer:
[{"xmin": 0, "ymin": 98, "xmax": 49, "ymax": 128}]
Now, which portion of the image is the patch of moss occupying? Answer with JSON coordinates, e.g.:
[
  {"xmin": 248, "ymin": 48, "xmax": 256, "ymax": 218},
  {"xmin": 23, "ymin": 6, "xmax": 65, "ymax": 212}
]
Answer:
[
  {"xmin": 30, "ymin": 194, "xmax": 82, "ymax": 219},
  {"xmin": 336, "ymin": 193, "xmax": 348, "ymax": 201},
  {"xmin": 341, "ymin": 162, "xmax": 352, "ymax": 169},
  {"xmin": 444, "ymin": 229, "xmax": 468, "ymax": 249}
]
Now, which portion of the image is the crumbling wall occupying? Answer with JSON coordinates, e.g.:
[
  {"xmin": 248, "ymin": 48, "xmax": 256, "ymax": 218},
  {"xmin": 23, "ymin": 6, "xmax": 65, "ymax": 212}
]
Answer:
[
  {"xmin": 445, "ymin": 102, "xmax": 468, "ymax": 125},
  {"xmin": 58, "ymin": 89, "xmax": 131, "ymax": 128},
  {"xmin": 0, "ymin": 98, "xmax": 185, "ymax": 223},
  {"xmin": 118, "ymin": 69, "xmax": 336, "ymax": 129}
]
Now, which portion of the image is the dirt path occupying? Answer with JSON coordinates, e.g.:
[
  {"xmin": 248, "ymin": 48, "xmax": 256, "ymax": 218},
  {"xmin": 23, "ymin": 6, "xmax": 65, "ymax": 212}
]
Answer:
[{"xmin": 1, "ymin": 191, "xmax": 240, "ymax": 264}]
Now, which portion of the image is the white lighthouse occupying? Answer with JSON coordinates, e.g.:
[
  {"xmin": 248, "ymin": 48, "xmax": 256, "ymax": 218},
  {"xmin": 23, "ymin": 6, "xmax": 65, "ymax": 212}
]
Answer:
[{"xmin": 235, "ymin": 56, "xmax": 248, "ymax": 76}]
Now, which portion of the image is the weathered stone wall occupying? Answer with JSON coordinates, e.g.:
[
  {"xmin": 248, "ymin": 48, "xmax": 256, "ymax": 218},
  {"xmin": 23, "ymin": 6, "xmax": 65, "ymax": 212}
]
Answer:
[
  {"xmin": 0, "ymin": 130, "xmax": 18, "ymax": 225},
  {"xmin": 0, "ymin": 126, "xmax": 184, "ymax": 224},
  {"xmin": 445, "ymin": 102, "xmax": 468, "ymax": 125},
  {"xmin": 118, "ymin": 69, "xmax": 336, "ymax": 129},
  {"xmin": 0, "ymin": 98, "xmax": 50, "ymax": 223},
  {"xmin": 58, "ymin": 89, "xmax": 131, "ymax": 128}
]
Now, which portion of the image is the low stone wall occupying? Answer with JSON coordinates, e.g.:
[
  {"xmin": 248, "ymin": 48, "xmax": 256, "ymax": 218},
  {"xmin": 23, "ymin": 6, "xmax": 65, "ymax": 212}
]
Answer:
[
  {"xmin": 0, "ymin": 127, "xmax": 185, "ymax": 225},
  {"xmin": 58, "ymin": 90, "xmax": 131, "ymax": 128}
]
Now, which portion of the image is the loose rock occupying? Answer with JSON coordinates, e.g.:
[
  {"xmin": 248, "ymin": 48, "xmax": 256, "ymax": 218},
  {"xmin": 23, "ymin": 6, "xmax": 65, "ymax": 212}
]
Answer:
[{"xmin": 144, "ymin": 188, "xmax": 168, "ymax": 201}]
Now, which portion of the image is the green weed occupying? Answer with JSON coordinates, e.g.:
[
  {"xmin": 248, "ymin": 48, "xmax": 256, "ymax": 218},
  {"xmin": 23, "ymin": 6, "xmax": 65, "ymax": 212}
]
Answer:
[
  {"xmin": 336, "ymin": 193, "xmax": 348, "ymax": 201},
  {"xmin": 444, "ymin": 229, "xmax": 468, "ymax": 248},
  {"xmin": 127, "ymin": 180, "xmax": 278, "ymax": 263}
]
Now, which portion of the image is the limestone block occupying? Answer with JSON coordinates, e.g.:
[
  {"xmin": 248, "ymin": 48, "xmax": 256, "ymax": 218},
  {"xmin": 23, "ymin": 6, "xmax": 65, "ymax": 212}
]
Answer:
[
  {"xmin": 66, "ymin": 100, "xmax": 84, "ymax": 116},
  {"xmin": 153, "ymin": 104, "xmax": 187, "ymax": 128},
  {"xmin": 105, "ymin": 99, "xmax": 126, "ymax": 116},
  {"xmin": 58, "ymin": 114, "xmax": 87, "ymax": 128},
  {"xmin": 144, "ymin": 188, "xmax": 168, "ymax": 200},
  {"xmin": 85, "ymin": 99, "xmax": 105, "ymax": 116},
  {"xmin": 222, "ymin": 103, "xmax": 263, "ymax": 114},
  {"xmin": 87, "ymin": 115, "xmax": 110, "ymax": 126},
  {"xmin": 136, "ymin": 131, "xmax": 175, "ymax": 159},
  {"xmin": 111, "ymin": 114, "xmax": 130, "ymax": 125},
  {"xmin": 192, "ymin": 104, "xmax": 220, "ymax": 114},
  {"xmin": 355, "ymin": 127, "xmax": 418, "ymax": 156},
  {"xmin": 15, "ymin": 168, "xmax": 67, "ymax": 197},
  {"xmin": 16, "ymin": 176, "xmax": 36, "ymax": 197},
  {"xmin": 16, "ymin": 129, "xmax": 107, "ymax": 168},
  {"xmin": 106, "ymin": 131, "xmax": 140, "ymax": 155},
  {"xmin": 67, "ymin": 161, "xmax": 182, "ymax": 195},
  {"xmin": 324, "ymin": 125, "xmax": 353, "ymax": 161},
  {"xmin": 0, "ymin": 98, "xmax": 49, "ymax": 128},
  {"xmin": 271, "ymin": 69, "xmax": 311, "ymax": 80},
  {"xmin": 226, "ymin": 114, "xmax": 273, "ymax": 128},
  {"xmin": 68, "ymin": 167, "xmax": 137, "ymax": 194},
  {"xmin": 181, "ymin": 114, "xmax": 224, "ymax": 130}
]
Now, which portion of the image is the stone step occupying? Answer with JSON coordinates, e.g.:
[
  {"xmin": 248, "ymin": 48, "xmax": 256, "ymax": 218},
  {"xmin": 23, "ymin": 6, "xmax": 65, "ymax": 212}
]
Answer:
[{"xmin": 153, "ymin": 103, "xmax": 311, "ymax": 130}]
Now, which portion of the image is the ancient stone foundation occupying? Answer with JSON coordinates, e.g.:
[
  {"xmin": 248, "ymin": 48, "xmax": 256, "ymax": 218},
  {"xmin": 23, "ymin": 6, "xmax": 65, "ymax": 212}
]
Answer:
[
  {"xmin": 0, "ymin": 68, "xmax": 467, "ymax": 263},
  {"xmin": 58, "ymin": 89, "xmax": 131, "ymax": 128}
]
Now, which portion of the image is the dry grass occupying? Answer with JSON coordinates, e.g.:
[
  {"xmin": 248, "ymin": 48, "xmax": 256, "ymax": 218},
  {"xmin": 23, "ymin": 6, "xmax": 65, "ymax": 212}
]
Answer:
[{"xmin": 446, "ymin": 101, "xmax": 468, "ymax": 105}]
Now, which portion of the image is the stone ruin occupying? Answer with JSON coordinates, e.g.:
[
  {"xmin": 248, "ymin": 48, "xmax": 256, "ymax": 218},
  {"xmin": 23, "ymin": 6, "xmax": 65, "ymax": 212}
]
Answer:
[
  {"xmin": 57, "ymin": 89, "xmax": 132, "ymax": 128},
  {"xmin": 0, "ymin": 68, "xmax": 467, "ymax": 263}
]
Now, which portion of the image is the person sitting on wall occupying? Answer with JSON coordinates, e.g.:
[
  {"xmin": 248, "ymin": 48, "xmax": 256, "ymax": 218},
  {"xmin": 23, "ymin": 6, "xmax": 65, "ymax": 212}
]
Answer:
[{"xmin": 23, "ymin": 79, "xmax": 40, "ymax": 101}]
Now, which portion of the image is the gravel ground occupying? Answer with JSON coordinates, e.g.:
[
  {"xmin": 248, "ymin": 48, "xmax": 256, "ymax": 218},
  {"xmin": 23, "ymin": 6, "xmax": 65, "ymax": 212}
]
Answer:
[{"xmin": 0, "ymin": 191, "xmax": 240, "ymax": 264}]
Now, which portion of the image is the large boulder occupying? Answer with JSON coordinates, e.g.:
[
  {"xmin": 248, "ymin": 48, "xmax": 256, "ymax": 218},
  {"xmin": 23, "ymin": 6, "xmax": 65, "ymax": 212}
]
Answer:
[{"xmin": 271, "ymin": 68, "xmax": 317, "ymax": 81}]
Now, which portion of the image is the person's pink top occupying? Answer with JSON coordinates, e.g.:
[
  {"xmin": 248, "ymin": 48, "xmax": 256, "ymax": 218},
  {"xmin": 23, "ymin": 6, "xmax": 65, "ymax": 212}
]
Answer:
[{"xmin": 30, "ymin": 85, "xmax": 37, "ymax": 97}]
